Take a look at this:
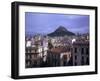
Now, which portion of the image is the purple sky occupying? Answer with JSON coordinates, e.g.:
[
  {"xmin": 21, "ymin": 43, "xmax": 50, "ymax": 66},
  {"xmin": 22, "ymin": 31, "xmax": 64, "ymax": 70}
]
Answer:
[{"xmin": 25, "ymin": 12, "xmax": 89, "ymax": 35}]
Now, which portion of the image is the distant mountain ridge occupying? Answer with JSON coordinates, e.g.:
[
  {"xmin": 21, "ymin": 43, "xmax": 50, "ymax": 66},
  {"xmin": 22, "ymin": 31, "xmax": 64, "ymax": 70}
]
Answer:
[{"xmin": 48, "ymin": 26, "xmax": 75, "ymax": 37}]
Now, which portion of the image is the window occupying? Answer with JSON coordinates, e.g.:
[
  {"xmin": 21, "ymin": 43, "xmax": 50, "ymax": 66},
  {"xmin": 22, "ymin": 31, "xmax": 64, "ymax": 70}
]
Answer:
[
  {"xmin": 26, "ymin": 48, "xmax": 31, "ymax": 53},
  {"xmin": 28, "ymin": 55, "xmax": 30, "ymax": 59},
  {"xmin": 31, "ymin": 49, "xmax": 35, "ymax": 53},
  {"xmin": 75, "ymin": 55, "xmax": 77, "ymax": 60},
  {"xmin": 82, "ymin": 56, "xmax": 84, "ymax": 60},
  {"xmin": 26, "ymin": 48, "xmax": 28, "ymax": 53},
  {"xmin": 81, "ymin": 48, "xmax": 84, "ymax": 54},
  {"xmin": 81, "ymin": 56, "xmax": 84, "ymax": 65},
  {"xmin": 34, "ymin": 54, "xmax": 37, "ymax": 58},
  {"xmin": 86, "ymin": 57, "xmax": 89, "ymax": 65},
  {"xmin": 86, "ymin": 48, "xmax": 89, "ymax": 55},
  {"xmin": 63, "ymin": 61, "xmax": 67, "ymax": 66},
  {"xmin": 33, "ymin": 61, "xmax": 37, "ymax": 67},
  {"xmin": 27, "ymin": 61, "xmax": 31, "ymax": 66},
  {"xmin": 74, "ymin": 48, "xmax": 77, "ymax": 53},
  {"xmin": 75, "ymin": 62, "xmax": 77, "ymax": 66}
]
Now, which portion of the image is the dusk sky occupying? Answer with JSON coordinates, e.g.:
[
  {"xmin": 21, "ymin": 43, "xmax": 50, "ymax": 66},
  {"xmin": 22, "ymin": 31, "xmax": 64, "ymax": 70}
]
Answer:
[{"xmin": 25, "ymin": 12, "xmax": 89, "ymax": 35}]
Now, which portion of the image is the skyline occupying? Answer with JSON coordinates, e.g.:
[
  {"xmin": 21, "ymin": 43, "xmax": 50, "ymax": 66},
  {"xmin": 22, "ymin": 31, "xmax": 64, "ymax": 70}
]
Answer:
[{"xmin": 25, "ymin": 12, "xmax": 89, "ymax": 35}]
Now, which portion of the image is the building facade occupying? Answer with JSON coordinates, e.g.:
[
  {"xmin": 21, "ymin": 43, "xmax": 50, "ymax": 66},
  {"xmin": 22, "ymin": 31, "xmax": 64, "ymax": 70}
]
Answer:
[
  {"xmin": 47, "ymin": 46, "xmax": 72, "ymax": 67},
  {"xmin": 25, "ymin": 35, "xmax": 48, "ymax": 68},
  {"xmin": 72, "ymin": 41, "xmax": 89, "ymax": 66}
]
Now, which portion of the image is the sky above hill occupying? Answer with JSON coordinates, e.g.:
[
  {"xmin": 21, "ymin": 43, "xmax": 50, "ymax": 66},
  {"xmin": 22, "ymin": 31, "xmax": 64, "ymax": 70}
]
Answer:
[{"xmin": 25, "ymin": 12, "xmax": 89, "ymax": 35}]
